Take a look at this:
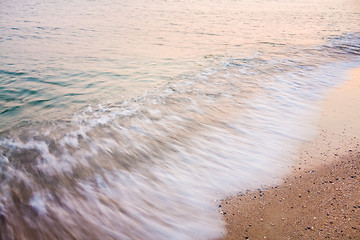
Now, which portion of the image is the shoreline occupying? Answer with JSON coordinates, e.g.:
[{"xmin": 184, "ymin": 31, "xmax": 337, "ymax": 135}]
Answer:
[{"xmin": 218, "ymin": 67, "xmax": 360, "ymax": 239}]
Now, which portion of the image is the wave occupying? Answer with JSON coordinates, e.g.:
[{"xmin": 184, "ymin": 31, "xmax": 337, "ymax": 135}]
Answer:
[{"xmin": 0, "ymin": 33, "xmax": 360, "ymax": 240}]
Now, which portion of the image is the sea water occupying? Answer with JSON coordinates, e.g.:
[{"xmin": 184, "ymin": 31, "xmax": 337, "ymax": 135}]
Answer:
[{"xmin": 0, "ymin": 0, "xmax": 360, "ymax": 239}]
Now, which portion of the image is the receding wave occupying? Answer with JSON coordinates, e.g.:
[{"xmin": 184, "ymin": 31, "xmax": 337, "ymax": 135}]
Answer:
[{"xmin": 0, "ymin": 33, "xmax": 360, "ymax": 240}]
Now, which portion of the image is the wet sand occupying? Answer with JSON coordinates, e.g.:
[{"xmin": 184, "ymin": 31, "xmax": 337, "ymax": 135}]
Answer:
[{"xmin": 218, "ymin": 67, "xmax": 360, "ymax": 239}]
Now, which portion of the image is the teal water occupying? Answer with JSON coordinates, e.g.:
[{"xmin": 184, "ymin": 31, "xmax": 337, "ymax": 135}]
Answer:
[
  {"xmin": 1, "ymin": 0, "xmax": 359, "ymax": 131},
  {"xmin": 0, "ymin": 0, "xmax": 360, "ymax": 239}
]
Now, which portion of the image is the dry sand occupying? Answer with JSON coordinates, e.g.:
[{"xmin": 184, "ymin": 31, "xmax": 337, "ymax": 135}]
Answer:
[{"xmin": 218, "ymin": 68, "xmax": 360, "ymax": 240}]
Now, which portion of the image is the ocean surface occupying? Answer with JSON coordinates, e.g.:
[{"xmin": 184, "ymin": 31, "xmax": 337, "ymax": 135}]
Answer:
[{"xmin": 0, "ymin": 0, "xmax": 360, "ymax": 239}]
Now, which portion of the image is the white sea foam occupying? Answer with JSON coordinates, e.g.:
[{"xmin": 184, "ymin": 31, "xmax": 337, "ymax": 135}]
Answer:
[{"xmin": 29, "ymin": 192, "xmax": 47, "ymax": 215}]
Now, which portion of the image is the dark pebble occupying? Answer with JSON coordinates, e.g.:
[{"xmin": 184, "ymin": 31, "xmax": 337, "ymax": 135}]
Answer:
[{"xmin": 0, "ymin": 213, "xmax": 6, "ymax": 224}]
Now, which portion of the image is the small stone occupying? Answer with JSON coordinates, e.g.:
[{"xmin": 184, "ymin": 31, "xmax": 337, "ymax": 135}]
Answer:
[{"xmin": 0, "ymin": 213, "xmax": 6, "ymax": 223}]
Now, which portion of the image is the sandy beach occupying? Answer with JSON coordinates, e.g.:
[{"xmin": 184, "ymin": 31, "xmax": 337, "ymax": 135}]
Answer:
[{"xmin": 218, "ymin": 67, "xmax": 360, "ymax": 239}]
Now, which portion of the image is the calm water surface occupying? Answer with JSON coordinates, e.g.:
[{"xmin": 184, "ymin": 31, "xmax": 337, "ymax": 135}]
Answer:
[{"xmin": 0, "ymin": 0, "xmax": 360, "ymax": 239}]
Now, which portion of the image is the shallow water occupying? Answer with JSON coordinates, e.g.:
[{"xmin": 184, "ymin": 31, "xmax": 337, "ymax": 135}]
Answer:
[{"xmin": 0, "ymin": 0, "xmax": 360, "ymax": 239}]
